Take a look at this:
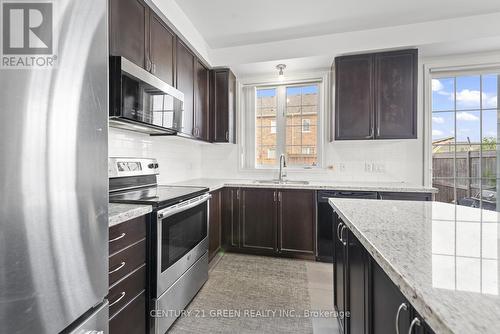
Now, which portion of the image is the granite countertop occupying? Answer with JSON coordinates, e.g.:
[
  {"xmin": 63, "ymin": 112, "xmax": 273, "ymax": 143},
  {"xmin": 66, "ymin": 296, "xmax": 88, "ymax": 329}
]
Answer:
[
  {"xmin": 109, "ymin": 203, "xmax": 152, "ymax": 227},
  {"xmin": 172, "ymin": 178, "xmax": 437, "ymax": 193},
  {"xmin": 328, "ymin": 198, "xmax": 500, "ymax": 334}
]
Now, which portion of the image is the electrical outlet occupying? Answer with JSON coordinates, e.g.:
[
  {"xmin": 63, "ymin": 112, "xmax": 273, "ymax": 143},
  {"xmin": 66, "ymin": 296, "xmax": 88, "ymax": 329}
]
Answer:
[{"xmin": 374, "ymin": 163, "xmax": 385, "ymax": 173}]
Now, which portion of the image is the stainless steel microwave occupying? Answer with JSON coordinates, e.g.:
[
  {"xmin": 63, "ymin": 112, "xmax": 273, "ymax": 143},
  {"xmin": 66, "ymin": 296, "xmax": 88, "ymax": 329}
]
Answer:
[{"xmin": 109, "ymin": 56, "xmax": 184, "ymax": 135}]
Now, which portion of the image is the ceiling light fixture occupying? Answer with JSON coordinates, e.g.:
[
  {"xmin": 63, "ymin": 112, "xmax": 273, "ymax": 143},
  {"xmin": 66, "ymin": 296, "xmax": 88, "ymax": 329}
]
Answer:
[{"xmin": 276, "ymin": 64, "xmax": 286, "ymax": 81}]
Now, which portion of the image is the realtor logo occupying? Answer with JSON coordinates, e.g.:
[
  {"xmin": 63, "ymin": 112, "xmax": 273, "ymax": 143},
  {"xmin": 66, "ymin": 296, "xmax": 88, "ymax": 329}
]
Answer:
[{"xmin": 1, "ymin": 0, "xmax": 57, "ymax": 68}]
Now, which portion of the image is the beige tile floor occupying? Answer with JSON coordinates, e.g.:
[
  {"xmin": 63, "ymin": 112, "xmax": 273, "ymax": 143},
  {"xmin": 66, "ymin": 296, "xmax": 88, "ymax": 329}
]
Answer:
[{"xmin": 305, "ymin": 261, "xmax": 339, "ymax": 334}]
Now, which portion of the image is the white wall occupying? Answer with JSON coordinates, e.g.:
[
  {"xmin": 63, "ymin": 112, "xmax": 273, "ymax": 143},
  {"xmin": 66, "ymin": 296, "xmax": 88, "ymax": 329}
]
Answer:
[
  {"xmin": 200, "ymin": 60, "xmax": 425, "ymax": 185},
  {"xmin": 109, "ymin": 128, "xmax": 204, "ymax": 183}
]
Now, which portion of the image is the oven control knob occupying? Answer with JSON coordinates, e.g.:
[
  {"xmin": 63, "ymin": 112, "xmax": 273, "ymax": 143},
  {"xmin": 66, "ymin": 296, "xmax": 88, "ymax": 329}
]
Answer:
[
  {"xmin": 148, "ymin": 163, "xmax": 155, "ymax": 169},
  {"xmin": 155, "ymin": 163, "xmax": 159, "ymax": 168}
]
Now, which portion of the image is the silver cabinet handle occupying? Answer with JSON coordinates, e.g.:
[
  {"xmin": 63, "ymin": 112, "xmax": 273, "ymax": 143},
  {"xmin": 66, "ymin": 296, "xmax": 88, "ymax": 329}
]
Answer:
[
  {"xmin": 336, "ymin": 222, "xmax": 343, "ymax": 242},
  {"xmin": 108, "ymin": 261, "xmax": 126, "ymax": 275},
  {"xmin": 225, "ymin": 131, "xmax": 229, "ymax": 141},
  {"xmin": 278, "ymin": 192, "xmax": 282, "ymax": 202},
  {"xmin": 395, "ymin": 303, "xmax": 409, "ymax": 334},
  {"xmin": 109, "ymin": 292, "xmax": 126, "ymax": 307},
  {"xmin": 109, "ymin": 233, "xmax": 126, "ymax": 243},
  {"xmin": 273, "ymin": 191, "xmax": 277, "ymax": 202},
  {"xmin": 340, "ymin": 225, "xmax": 348, "ymax": 246},
  {"xmin": 408, "ymin": 317, "xmax": 421, "ymax": 334}
]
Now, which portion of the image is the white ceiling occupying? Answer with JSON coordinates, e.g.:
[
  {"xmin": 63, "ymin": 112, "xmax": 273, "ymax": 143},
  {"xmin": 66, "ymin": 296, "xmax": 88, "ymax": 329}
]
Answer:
[{"xmin": 173, "ymin": 0, "xmax": 500, "ymax": 49}]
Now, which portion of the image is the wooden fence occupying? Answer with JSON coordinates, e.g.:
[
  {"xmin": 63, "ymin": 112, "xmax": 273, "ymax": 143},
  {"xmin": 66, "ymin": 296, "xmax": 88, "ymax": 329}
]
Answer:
[{"xmin": 432, "ymin": 150, "xmax": 497, "ymax": 203}]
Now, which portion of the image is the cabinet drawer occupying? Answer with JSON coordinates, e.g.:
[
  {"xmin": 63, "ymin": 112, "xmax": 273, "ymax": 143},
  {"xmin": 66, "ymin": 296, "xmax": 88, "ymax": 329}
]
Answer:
[
  {"xmin": 109, "ymin": 216, "xmax": 146, "ymax": 254},
  {"xmin": 109, "ymin": 239, "xmax": 146, "ymax": 286},
  {"xmin": 108, "ymin": 265, "xmax": 146, "ymax": 317},
  {"xmin": 109, "ymin": 291, "xmax": 146, "ymax": 334}
]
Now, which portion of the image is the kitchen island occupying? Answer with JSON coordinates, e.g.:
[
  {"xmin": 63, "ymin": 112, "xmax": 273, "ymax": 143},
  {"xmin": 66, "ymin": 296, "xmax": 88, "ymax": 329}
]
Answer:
[{"xmin": 329, "ymin": 198, "xmax": 500, "ymax": 334}]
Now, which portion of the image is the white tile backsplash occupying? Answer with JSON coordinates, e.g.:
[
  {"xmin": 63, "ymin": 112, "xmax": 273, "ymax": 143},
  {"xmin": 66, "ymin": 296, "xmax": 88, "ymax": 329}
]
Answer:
[
  {"xmin": 109, "ymin": 127, "xmax": 204, "ymax": 184},
  {"xmin": 109, "ymin": 128, "xmax": 424, "ymax": 185},
  {"xmin": 200, "ymin": 139, "xmax": 424, "ymax": 184}
]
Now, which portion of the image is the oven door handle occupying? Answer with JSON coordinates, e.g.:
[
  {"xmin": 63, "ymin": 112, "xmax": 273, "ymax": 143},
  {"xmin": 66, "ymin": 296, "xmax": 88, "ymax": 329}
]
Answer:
[{"xmin": 157, "ymin": 193, "xmax": 211, "ymax": 220}]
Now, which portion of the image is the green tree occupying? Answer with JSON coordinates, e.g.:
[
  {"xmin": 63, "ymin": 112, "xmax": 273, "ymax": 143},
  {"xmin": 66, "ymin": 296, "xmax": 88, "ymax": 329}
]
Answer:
[{"xmin": 482, "ymin": 137, "xmax": 497, "ymax": 151}]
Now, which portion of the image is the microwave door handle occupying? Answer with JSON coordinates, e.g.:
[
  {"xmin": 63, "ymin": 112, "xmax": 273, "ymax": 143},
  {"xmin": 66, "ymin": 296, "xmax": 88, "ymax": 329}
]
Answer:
[{"xmin": 157, "ymin": 193, "xmax": 212, "ymax": 220}]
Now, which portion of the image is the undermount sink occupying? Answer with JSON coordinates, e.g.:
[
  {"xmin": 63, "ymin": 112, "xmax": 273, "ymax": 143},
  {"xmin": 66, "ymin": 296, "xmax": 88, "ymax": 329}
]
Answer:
[{"xmin": 253, "ymin": 179, "xmax": 310, "ymax": 185}]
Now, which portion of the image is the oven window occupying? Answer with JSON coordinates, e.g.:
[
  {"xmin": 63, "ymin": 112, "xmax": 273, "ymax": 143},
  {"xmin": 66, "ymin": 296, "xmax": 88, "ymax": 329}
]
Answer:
[{"xmin": 161, "ymin": 202, "xmax": 207, "ymax": 272}]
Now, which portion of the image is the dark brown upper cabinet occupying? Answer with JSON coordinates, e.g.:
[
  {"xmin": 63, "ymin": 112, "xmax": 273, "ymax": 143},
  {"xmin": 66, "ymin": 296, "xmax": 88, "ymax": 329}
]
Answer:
[
  {"xmin": 109, "ymin": 0, "xmax": 148, "ymax": 69},
  {"xmin": 334, "ymin": 54, "xmax": 374, "ymax": 140},
  {"xmin": 110, "ymin": 0, "xmax": 176, "ymax": 86},
  {"xmin": 194, "ymin": 60, "xmax": 210, "ymax": 141},
  {"xmin": 109, "ymin": 0, "xmax": 236, "ymax": 143},
  {"xmin": 334, "ymin": 49, "xmax": 418, "ymax": 141},
  {"xmin": 149, "ymin": 12, "xmax": 175, "ymax": 86},
  {"xmin": 375, "ymin": 50, "xmax": 418, "ymax": 139},
  {"xmin": 211, "ymin": 68, "xmax": 236, "ymax": 143},
  {"xmin": 176, "ymin": 39, "xmax": 195, "ymax": 136}
]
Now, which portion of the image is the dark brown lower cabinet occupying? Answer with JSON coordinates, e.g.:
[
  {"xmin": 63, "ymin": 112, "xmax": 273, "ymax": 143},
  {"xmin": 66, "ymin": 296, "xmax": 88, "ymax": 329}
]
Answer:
[
  {"xmin": 371, "ymin": 260, "xmax": 410, "ymax": 334},
  {"xmin": 240, "ymin": 188, "xmax": 277, "ymax": 253},
  {"xmin": 347, "ymin": 231, "xmax": 369, "ymax": 334},
  {"xmin": 209, "ymin": 189, "xmax": 222, "ymax": 260},
  {"xmin": 222, "ymin": 188, "xmax": 240, "ymax": 249},
  {"xmin": 109, "ymin": 292, "xmax": 146, "ymax": 334},
  {"xmin": 221, "ymin": 187, "xmax": 315, "ymax": 259},
  {"xmin": 333, "ymin": 217, "xmax": 436, "ymax": 334},
  {"xmin": 378, "ymin": 192, "xmax": 433, "ymax": 201},
  {"xmin": 334, "ymin": 217, "xmax": 369, "ymax": 334},
  {"xmin": 334, "ymin": 214, "xmax": 347, "ymax": 333},
  {"xmin": 108, "ymin": 215, "xmax": 147, "ymax": 334},
  {"xmin": 278, "ymin": 189, "xmax": 315, "ymax": 255}
]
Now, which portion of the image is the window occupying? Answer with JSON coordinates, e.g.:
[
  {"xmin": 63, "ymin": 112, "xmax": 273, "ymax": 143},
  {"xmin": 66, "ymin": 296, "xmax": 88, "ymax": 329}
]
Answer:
[
  {"xmin": 431, "ymin": 73, "xmax": 499, "ymax": 211},
  {"xmin": 255, "ymin": 84, "xmax": 320, "ymax": 168},
  {"xmin": 270, "ymin": 120, "xmax": 276, "ymax": 134},
  {"xmin": 302, "ymin": 119, "xmax": 311, "ymax": 132}
]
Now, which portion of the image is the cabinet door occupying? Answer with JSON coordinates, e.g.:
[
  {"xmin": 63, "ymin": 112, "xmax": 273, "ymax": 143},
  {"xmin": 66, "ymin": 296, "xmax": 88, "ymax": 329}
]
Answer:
[
  {"xmin": 109, "ymin": 292, "xmax": 146, "ymax": 334},
  {"xmin": 109, "ymin": 0, "xmax": 147, "ymax": 69},
  {"xmin": 347, "ymin": 230, "xmax": 369, "ymax": 334},
  {"xmin": 176, "ymin": 40, "xmax": 195, "ymax": 136},
  {"xmin": 149, "ymin": 12, "xmax": 175, "ymax": 85},
  {"xmin": 371, "ymin": 260, "xmax": 411, "ymax": 334},
  {"xmin": 378, "ymin": 192, "xmax": 432, "ymax": 201},
  {"xmin": 240, "ymin": 188, "xmax": 277, "ymax": 252},
  {"xmin": 222, "ymin": 188, "xmax": 239, "ymax": 248},
  {"xmin": 212, "ymin": 70, "xmax": 229, "ymax": 142},
  {"xmin": 209, "ymin": 190, "xmax": 221, "ymax": 259},
  {"xmin": 374, "ymin": 50, "xmax": 417, "ymax": 139},
  {"xmin": 278, "ymin": 189, "xmax": 315, "ymax": 255},
  {"xmin": 334, "ymin": 217, "xmax": 347, "ymax": 332},
  {"xmin": 212, "ymin": 69, "xmax": 236, "ymax": 143},
  {"xmin": 335, "ymin": 54, "xmax": 374, "ymax": 140},
  {"xmin": 194, "ymin": 60, "xmax": 210, "ymax": 141}
]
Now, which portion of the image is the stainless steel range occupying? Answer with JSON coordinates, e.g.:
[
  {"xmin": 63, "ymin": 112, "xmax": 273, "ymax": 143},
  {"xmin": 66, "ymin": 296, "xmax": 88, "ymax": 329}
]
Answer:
[{"xmin": 108, "ymin": 157, "xmax": 210, "ymax": 333}]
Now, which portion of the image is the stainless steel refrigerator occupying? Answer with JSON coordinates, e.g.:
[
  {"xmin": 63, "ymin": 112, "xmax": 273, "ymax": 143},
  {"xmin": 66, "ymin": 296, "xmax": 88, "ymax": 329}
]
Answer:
[{"xmin": 0, "ymin": 0, "xmax": 109, "ymax": 333}]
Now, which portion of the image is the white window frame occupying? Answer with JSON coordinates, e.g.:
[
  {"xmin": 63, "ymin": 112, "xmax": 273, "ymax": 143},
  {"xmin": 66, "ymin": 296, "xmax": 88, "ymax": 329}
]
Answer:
[
  {"xmin": 238, "ymin": 72, "xmax": 328, "ymax": 172},
  {"xmin": 253, "ymin": 82, "xmax": 322, "ymax": 169},
  {"xmin": 423, "ymin": 56, "xmax": 500, "ymax": 187}
]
